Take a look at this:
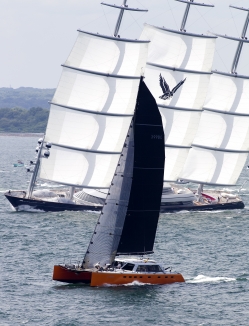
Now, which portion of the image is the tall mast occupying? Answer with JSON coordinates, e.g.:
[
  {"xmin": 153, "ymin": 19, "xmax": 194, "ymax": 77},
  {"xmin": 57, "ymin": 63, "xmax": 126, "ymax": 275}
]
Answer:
[
  {"xmin": 229, "ymin": 6, "xmax": 249, "ymax": 73},
  {"xmin": 38, "ymin": 2, "xmax": 149, "ymax": 191},
  {"xmin": 179, "ymin": 5, "xmax": 249, "ymax": 187},
  {"xmin": 101, "ymin": 1, "xmax": 148, "ymax": 37},
  {"xmin": 175, "ymin": 0, "xmax": 214, "ymax": 32},
  {"xmin": 27, "ymin": 138, "xmax": 51, "ymax": 198}
]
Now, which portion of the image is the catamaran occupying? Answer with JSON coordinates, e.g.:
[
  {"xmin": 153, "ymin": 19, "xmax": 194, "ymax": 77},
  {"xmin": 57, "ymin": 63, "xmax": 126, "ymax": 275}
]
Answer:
[{"xmin": 53, "ymin": 77, "xmax": 185, "ymax": 286}]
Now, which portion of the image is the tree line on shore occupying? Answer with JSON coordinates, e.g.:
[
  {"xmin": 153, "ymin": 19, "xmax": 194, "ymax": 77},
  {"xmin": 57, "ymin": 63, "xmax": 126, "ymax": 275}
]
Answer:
[
  {"xmin": 0, "ymin": 107, "xmax": 49, "ymax": 133},
  {"xmin": 0, "ymin": 87, "xmax": 55, "ymax": 133}
]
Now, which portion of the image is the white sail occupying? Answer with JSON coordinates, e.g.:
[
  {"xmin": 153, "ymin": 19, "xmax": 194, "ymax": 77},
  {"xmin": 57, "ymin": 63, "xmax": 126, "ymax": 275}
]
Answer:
[
  {"xmin": 39, "ymin": 31, "xmax": 149, "ymax": 188},
  {"xmin": 180, "ymin": 72, "xmax": 249, "ymax": 186},
  {"xmin": 140, "ymin": 24, "xmax": 216, "ymax": 182}
]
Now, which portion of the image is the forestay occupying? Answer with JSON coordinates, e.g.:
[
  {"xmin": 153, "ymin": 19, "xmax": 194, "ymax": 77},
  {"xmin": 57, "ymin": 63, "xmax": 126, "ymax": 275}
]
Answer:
[
  {"xmin": 140, "ymin": 24, "xmax": 216, "ymax": 182},
  {"xmin": 39, "ymin": 31, "xmax": 149, "ymax": 188}
]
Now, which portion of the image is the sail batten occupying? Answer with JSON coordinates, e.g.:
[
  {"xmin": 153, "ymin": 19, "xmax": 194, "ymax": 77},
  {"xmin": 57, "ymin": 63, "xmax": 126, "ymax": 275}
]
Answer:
[
  {"xmin": 62, "ymin": 64, "xmax": 141, "ymax": 79},
  {"xmin": 49, "ymin": 102, "xmax": 133, "ymax": 117},
  {"xmin": 78, "ymin": 30, "xmax": 150, "ymax": 43},
  {"xmin": 147, "ymin": 62, "xmax": 212, "ymax": 75},
  {"xmin": 51, "ymin": 143, "xmax": 122, "ymax": 154}
]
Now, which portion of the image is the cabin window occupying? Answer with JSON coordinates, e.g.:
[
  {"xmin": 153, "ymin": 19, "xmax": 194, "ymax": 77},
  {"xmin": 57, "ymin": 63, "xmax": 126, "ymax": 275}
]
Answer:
[
  {"xmin": 114, "ymin": 261, "xmax": 124, "ymax": 268},
  {"xmin": 121, "ymin": 263, "xmax": 135, "ymax": 271},
  {"xmin": 136, "ymin": 265, "xmax": 163, "ymax": 272}
]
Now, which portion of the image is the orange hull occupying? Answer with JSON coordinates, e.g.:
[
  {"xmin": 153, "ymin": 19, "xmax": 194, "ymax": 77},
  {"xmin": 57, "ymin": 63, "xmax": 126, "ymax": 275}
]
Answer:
[
  {"xmin": 90, "ymin": 271, "xmax": 185, "ymax": 286},
  {"xmin": 53, "ymin": 265, "xmax": 92, "ymax": 283}
]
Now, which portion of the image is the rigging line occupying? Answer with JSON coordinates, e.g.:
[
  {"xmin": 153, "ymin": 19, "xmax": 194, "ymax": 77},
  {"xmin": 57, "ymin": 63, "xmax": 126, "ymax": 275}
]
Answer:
[
  {"xmin": 213, "ymin": 42, "xmax": 232, "ymax": 73},
  {"xmin": 228, "ymin": 6, "xmax": 245, "ymax": 38},
  {"xmin": 166, "ymin": 0, "xmax": 179, "ymax": 31},
  {"xmin": 119, "ymin": 10, "xmax": 147, "ymax": 36},
  {"xmin": 80, "ymin": 8, "xmax": 113, "ymax": 30},
  {"xmin": 101, "ymin": 5, "xmax": 112, "ymax": 36},
  {"xmin": 135, "ymin": 0, "xmax": 148, "ymax": 10},
  {"xmin": 187, "ymin": 6, "xmax": 214, "ymax": 31}
]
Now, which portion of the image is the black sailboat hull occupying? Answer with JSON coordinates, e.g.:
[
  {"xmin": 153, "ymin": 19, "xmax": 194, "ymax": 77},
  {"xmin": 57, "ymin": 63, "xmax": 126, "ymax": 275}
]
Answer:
[
  {"xmin": 4, "ymin": 193, "xmax": 102, "ymax": 212},
  {"xmin": 5, "ymin": 192, "xmax": 244, "ymax": 213},
  {"xmin": 160, "ymin": 200, "xmax": 244, "ymax": 212}
]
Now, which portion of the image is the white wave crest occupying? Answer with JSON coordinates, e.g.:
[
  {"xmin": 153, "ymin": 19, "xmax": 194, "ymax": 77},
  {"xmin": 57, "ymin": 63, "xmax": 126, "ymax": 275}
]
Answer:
[
  {"xmin": 103, "ymin": 280, "xmax": 152, "ymax": 287},
  {"xmin": 39, "ymin": 183, "xmax": 64, "ymax": 188},
  {"xmin": 17, "ymin": 205, "xmax": 45, "ymax": 213},
  {"xmin": 187, "ymin": 274, "xmax": 235, "ymax": 283}
]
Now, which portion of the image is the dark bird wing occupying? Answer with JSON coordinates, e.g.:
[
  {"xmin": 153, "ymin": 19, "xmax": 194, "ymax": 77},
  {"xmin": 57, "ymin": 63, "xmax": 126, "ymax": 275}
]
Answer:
[
  {"xmin": 159, "ymin": 74, "xmax": 170, "ymax": 93},
  {"xmin": 171, "ymin": 78, "xmax": 186, "ymax": 94}
]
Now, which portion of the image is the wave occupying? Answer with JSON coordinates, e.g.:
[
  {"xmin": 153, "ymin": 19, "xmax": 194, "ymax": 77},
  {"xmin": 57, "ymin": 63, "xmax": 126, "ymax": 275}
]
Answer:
[
  {"xmin": 39, "ymin": 183, "xmax": 64, "ymax": 188},
  {"xmin": 187, "ymin": 274, "xmax": 236, "ymax": 283},
  {"xmin": 15, "ymin": 205, "xmax": 45, "ymax": 213},
  {"xmin": 161, "ymin": 210, "xmax": 190, "ymax": 215},
  {"xmin": 103, "ymin": 280, "xmax": 152, "ymax": 287}
]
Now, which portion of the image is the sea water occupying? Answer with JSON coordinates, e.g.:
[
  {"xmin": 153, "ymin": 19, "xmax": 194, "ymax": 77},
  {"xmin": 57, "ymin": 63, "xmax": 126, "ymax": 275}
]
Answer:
[{"xmin": 1, "ymin": 135, "xmax": 249, "ymax": 325}]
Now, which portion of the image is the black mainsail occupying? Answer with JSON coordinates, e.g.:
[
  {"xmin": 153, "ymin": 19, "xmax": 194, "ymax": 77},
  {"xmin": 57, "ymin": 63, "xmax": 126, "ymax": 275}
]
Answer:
[{"xmin": 83, "ymin": 78, "xmax": 165, "ymax": 269}]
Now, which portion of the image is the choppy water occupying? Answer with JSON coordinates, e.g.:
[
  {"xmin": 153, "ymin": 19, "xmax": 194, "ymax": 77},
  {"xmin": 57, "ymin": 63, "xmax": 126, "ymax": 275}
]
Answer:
[{"xmin": 1, "ymin": 135, "xmax": 249, "ymax": 325}]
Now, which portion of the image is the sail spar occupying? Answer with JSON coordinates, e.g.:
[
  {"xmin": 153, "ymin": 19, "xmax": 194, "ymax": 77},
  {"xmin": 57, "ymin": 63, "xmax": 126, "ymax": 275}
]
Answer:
[
  {"xmin": 139, "ymin": 0, "xmax": 216, "ymax": 183},
  {"xmin": 39, "ymin": 6, "xmax": 149, "ymax": 189},
  {"xmin": 179, "ymin": 5, "xmax": 249, "ymax": 186},
  {"xmin": 83, "ymin": 78, "xmax": 165, "ymax": 268}
]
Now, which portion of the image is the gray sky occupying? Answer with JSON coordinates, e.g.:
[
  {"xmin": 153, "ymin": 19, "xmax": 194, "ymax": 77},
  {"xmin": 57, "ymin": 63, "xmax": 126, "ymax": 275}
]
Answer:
[{"xmin": 1, "ymin": 0, "xmax": 248, "ymax": 89}]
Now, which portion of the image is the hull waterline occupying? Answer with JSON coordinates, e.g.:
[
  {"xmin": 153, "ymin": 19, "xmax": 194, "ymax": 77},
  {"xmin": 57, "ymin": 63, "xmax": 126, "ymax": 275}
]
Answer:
[
  {"xmin": 90, "ymin": 271, "xmax": 185, "ymax": 286},
  {"xmin": 5, "ymin": 192, "xmax": 244, "ymax": 213},
  {"xmin": 52, "ymin": 266, "xmax": 185, "ymax": 286},
  {"xmin": 4, "ymin": 193, "xmax": 101, "ymax": 212}
]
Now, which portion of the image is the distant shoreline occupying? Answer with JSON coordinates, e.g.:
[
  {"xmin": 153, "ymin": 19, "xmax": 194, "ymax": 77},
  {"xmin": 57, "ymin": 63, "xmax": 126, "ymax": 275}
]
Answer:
[{"xmin": 0, "ymin": 133, "xmax": 43, "ymax": 137}]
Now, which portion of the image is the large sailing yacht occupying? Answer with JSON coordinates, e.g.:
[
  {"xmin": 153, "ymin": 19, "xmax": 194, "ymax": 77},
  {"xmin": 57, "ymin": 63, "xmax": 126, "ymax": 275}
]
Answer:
[
  {"xmin": 5, "ymin": 1, "xmax": 246, "ymax": 213},
  {"xmin": 68, "ymin": 1, "xmax": 245, "ymax": 212},
  {"xmin": 53, "ymin": 77, "xmax": 185, "ymax": 286},
  {"xmin": 5, "ymin": 1, "xmax": 150, "ymax": 212},
  {"xmin": 179, "ymin": 4, "xmax": 249, "ymax": 204}
]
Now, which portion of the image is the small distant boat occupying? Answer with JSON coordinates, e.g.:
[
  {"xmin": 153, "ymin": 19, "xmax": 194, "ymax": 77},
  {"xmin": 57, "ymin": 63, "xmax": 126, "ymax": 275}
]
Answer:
[{"xmin": 13, "ymin": 160, "xmax": 24, "ymax": 167}]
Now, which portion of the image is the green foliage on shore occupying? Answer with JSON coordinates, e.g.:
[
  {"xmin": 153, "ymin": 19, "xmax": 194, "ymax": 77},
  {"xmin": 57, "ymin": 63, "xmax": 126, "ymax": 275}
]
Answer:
[
  {"xmin": 0, "ymin": 107, "xmax": 49, "ymax": 133},
  {"xmin": 0, "ymin": 87, "xmax": 55, "ymax": 109}
]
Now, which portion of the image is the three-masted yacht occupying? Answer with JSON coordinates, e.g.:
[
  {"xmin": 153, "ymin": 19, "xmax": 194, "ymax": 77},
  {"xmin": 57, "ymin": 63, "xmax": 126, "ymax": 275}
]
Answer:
[
  {"xmin": 5, "ymin": 0, "xmax": 150, "ymax": 212},
  {"xmin": 77, "ymin": 0, "xmax": 246, "ymax": 212},
  {"xmin": 179, "ymin": 4, "xmax": 249, "ymax": 208},
  {"xmin": 53, "ymin": 77, "xmax": 185, "ymax": 286}
]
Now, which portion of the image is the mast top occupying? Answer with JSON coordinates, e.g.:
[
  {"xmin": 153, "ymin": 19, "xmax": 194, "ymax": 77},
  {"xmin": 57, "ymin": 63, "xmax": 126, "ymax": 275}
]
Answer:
[
  {"xmin": 101, "ymin": 2, "xmax": 148, "ymax": 12},
  {"xmin": 175, "ymin": 0, "xmax": 214, "ymax": 8},
  {"xmin": 211, "ymin": 4, "xmax": 249, "ymax": 74},
  {"xmin": 176, "ymin": 0, "xmax": 214, "ymax": 32},
  {"xmin": 101, "ymin": 1, "xmax": 148, "ymax": 37}
]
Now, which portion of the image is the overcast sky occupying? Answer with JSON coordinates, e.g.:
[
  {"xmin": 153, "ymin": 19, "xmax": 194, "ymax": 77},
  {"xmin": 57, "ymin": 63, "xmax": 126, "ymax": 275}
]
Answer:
[{"xmin": 0, "ymin": 0, "xmax": 248, "ymax": 89}]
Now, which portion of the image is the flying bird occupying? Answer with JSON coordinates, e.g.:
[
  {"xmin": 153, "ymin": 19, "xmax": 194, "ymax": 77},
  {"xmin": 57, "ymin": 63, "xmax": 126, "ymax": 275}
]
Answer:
[{"xmin": 159, "ymin": 74, "xmax": 186, "ymax": 100}]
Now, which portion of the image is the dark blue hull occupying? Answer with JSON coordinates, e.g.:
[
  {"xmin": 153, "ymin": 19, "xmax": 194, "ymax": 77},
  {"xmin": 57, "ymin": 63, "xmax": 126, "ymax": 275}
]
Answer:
[
  {"xmin": 5, "ymin": 193, "xmax": 102, "ymax": 212},
  {"xmin": 5, "ymin": 192, "xmax": 244, "ymax": 213}
]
